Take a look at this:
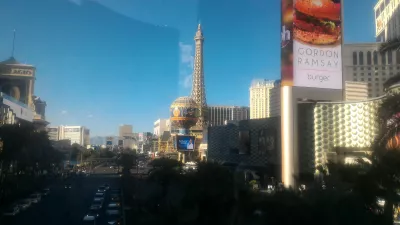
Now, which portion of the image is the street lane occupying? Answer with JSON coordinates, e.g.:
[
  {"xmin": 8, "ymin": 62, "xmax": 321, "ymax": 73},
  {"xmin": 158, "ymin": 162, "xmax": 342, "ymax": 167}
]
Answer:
[{"xmin": 1, "ymin": 169, "xmax": 121, "ymax": 225}]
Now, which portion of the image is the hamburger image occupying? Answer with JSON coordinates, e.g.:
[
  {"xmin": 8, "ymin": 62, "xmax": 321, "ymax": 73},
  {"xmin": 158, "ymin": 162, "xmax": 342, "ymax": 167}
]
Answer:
[{"xmin": 293, "ymin": 0, "xmax": 341, "ymax": 45}]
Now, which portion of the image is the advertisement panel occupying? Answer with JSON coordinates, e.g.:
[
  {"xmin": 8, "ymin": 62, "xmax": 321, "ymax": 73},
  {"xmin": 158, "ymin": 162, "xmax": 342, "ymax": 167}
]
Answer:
[
  {"xmin": 176, "ymin": 135, "xmax": 195, "ymax": 151},
  {"xmin": 106, "ymin": 141, "xmax": 113, "ymax": 146},
  {"xmin": 281, "ymin": 0, "xmax": 343, "ymax": 89}
]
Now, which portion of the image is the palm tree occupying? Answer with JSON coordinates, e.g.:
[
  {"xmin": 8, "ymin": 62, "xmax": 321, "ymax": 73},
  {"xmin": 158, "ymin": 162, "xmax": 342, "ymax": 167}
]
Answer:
[
  {"xmin": 379, "ymin": 37, "xmax": 400, "ymax": 54},
  {"xmin": 365, "ymin": 87, "xmax": 400, "ymax": 225}
]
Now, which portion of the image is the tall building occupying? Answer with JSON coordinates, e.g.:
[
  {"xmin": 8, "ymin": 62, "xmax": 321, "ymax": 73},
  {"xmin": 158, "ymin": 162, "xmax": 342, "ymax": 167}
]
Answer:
[
  {"xmin": 249, "ymin": 79, "xmax": 280, "ymax": 119},
  {"xmin": 208, "ymin": 106, "xmax": 250, "ymax": 127},
  {"xmin": 119, "ymin": 124, "xmax": 133, "ymax": 138},
  {"xmin": 374, "ymin": 0, "xmax": 400, "ymax": 42},
  {"xmin": 0, "ymin": 57, "xmax": 36, "ymax": 125},
  {"xmin": 191, "ymin": 24, "xmax": 207, "ymax": 129},
  {"xmin": 154, "ymin": 119, "xmax": 168, "ymax": 137},
  {"xmin": 343, "ymin": 43, "xmax": 400, "ymax": 98},
  {"xmin": 344, "ymin": 81, "xmax": 368, "ymax": 101},
  {"xmin": 119, "ymin": 124, "xmax": 135, "ymax": 149},
  {"xmin": 47, "ymin": 125, "xmax": 90, "ymax": 146}
]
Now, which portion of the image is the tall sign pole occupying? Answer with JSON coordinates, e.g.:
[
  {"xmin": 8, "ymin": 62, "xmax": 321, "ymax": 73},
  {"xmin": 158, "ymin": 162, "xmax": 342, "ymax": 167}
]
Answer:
[{"xmin": 280, "ymin": 0, "xmax": 343, "ymax": 188}]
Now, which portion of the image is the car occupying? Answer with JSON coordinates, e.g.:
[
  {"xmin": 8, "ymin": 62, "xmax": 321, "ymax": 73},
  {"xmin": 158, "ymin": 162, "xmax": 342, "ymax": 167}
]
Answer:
[
  {"xmin": 90, "ymin": 198, "xmax": 104, "ymax": 209},
  {"xmin": 85, "ymin": 209, "xmax": 100, "ymax": 218},
  {"xmin": 42, "ymin": 188, "xmax": 50, "ymax": 196},
  {"xmin": 103, "ymin": 184, "xmax": 110, "ymax": 190},
  {"xmin": 97, "ymin": 186, "xmax": 106, "ymax": 192},
  {"xmin": 65, "ymin": 183, "xmax": 72, "ymax": 189},
  {"xmin": 106, "ymin": 203, "xmax": 121, "ymax": 215},
  {"xmin": 107, "ymin": 214, "xmax": 122, "ymax": 225},
  {"xmin": 82, "ymin": 215, "xmax": 97, "ymax": 225},
  {"xmin": 3, "ymin": 206, "xmax": 20, "ymax": 216},
  {"xmin": 16, "ymin": 199, "xmax": 31, "ymax": 210},
  {"xmin": 90, "ymin": 202, "xmax": 103, "ymax": 210},
  {"xmin": 110, "ymin": 195, "xmax": 120, "ymax": 201},
  {"xmin": 28, "ymin": 193, "xmax": 41, "ymax": 203},
  {"xmin": 94, "ymin": 192, "xmax": 105, "ymax": 199}
]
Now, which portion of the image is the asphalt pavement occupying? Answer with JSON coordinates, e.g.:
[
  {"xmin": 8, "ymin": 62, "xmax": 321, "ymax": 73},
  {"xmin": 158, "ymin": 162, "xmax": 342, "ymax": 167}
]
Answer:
[{"xmin": 1, "ymin": 165, "xmax": 122, "ymax": 225}]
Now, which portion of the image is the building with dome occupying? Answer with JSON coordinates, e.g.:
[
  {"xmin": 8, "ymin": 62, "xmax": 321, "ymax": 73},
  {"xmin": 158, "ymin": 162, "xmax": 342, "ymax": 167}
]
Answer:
[{"xmin": 0, "ymin": 56, "xmax": 48, "ymax": 129}]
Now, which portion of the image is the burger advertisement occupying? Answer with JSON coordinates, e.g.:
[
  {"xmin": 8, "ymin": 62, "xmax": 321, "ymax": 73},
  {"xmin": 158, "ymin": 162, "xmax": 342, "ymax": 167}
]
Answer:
[{"xmin": 281, "ymin": 0, "xmax": 343, "ymax": 89}]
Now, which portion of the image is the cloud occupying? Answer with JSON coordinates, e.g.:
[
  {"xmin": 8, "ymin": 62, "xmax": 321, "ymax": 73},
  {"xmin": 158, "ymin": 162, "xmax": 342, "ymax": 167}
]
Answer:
[
  {"xmin": 61, "ymin": 110, "xmax": 68, "ymax": 115},
  {"xmin": 179, "ymin": 42, "xmax": 194, "ymax": 90},
  {"xmin": 68, "ymin": 0, "xmax": 83, "ymax": 5},
  {"xmin": 87, "ymin": 114, "xmax": 93, "ymax": 118}
]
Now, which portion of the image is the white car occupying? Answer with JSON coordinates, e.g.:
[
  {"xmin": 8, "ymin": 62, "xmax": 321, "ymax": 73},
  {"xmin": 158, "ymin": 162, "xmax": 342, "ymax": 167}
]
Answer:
[
  {"xmin": 82, "ymin": 215, "xmax": 97, "ymax": 225},
  {"xmin": 3, "ymin": 206, "xmax": 20, "ymax": 216}
]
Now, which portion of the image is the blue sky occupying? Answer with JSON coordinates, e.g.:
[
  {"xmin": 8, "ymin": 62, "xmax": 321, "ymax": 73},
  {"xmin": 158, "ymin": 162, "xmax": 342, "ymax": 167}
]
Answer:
[{"xmin": 0, "ymin": 0, "xmax": 378, "ymax": 136}]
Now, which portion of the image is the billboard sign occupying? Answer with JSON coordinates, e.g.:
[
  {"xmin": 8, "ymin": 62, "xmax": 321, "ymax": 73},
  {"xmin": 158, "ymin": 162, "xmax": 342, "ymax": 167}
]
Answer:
[
  {"xmin": 176, "ymin": 135, "xmax": 195, "ymax": 151},
  {"xmin": 281, "ymin": 0, "xmax": 342, "ymax": 89}
]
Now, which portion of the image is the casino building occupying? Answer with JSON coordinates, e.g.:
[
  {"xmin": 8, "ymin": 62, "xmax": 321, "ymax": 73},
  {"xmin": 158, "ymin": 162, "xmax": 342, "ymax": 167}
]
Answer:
[
  {"xmin": 0, "ymin": 56, "xmax": 48, "ymax": 129},
  {"xmin": 207, "ymin": 78, "xmax": 400, "ymax": 181}
]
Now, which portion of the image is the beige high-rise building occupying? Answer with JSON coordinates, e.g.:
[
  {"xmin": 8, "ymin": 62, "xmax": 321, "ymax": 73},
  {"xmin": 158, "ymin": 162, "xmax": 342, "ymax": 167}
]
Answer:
[
  {"xmin": 374, "ymin": 0, "xmax": 400, "ymax": 42},
  {"xmin": 208, "ymin": 106, "xmax": 250, "ymax": 127},
  {"xmin": 344, "ymin": 81, "xmax": 368, "ymax": 101},
  {"xmin": 47, "ymin": 125, "xmax": 90, "ymax": 146},
  {"xmin": 343, "ymin": 43, "xmax": 400, "ymax": 98},
  {"xmin": 119, "ymin": 124, "xmax": 133, "ymax": 138},
  {"xmin": 249, "ymin": 79, "xmax": 280, "ymax": 119}
]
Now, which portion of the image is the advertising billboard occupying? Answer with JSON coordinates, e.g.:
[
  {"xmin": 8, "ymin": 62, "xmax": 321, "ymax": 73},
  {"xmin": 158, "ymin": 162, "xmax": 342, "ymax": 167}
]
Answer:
[
  {"xmin": 176, "ymin": 135, "xmax": 195, "ymax": 151},
  {"xmin": 281, "ymin": 0, "xmax": 342, "ymax": 89}
]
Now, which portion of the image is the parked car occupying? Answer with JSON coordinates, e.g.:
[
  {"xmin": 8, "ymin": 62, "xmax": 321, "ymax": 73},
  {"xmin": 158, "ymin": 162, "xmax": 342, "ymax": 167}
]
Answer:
[
  {"xmin": 106, "ymin": 203, "xmax": 121, "ymax": 215},
  {"xmin": 28, "ymin": 193, "xmax": 41, "ymax": 203},
  {"xmin": 107, "ymin": 214, "xmax": 122, "ymax": 225},
  {"xmin": 42, "ymin": 188, "xmax": 50, "ymax": 196},
  {"xmin": 16, "ymin": 200, "xmax": 31, "ymax": 210},
  {"xmin": 82, "ymin": 215, "xmax": 97, "ymax": 225},
  {"xmin": 3, "ymin": 205, "xmax": 20, "ymax": 216}
]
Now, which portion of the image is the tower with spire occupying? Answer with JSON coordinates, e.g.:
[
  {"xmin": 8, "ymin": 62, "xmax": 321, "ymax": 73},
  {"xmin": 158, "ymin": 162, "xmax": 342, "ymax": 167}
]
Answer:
[{"xmin": 191, "ymin": 24, "xmax": 208, "ymax": 130}]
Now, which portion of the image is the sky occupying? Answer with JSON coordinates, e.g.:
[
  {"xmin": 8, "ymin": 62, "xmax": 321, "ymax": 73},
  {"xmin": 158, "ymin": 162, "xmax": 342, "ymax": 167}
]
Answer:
[{"xmin": 0, "ymin": 0, "xmax": 378, "ymax": 136}]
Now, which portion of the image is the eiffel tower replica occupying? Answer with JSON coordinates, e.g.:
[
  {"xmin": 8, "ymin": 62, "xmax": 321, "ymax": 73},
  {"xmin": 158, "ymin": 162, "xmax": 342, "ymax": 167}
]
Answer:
[{"xmin": 190, "ymin": 24, "xmax": 208, "ymax": 139}]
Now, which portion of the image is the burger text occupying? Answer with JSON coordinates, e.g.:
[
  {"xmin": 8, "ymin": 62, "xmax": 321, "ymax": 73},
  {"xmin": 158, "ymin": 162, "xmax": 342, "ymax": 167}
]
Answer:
[{"xmin": 307, "ymin": 74, "xmax": 330, "ymax": 83}]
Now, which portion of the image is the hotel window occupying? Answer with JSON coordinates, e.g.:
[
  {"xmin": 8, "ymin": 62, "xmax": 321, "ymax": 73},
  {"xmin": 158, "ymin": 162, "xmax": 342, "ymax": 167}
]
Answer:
[
  {"xmin": 388, "ymin": 51, "xmax": 393, "ymax": 64},
  {"xmin": 381, "ymin": 52, "xmax": 387, "ymax": 64},
  {"xmin": 353, "ymin": 52, "xmax": 357, "ymax": 65},
  {"xmin": 359, "ymin": 52, "xmax": 364, "ymax": 65},
  {"xmin": 396, "ymin": 51, "xmax": 400, "ymax": 64},
  {"xmin": 373, "ymin": 51, "xmax": 378, "ymax": 64},
  {"xmin": 367, "ymin": 51, "xmax": 372, "ymax": 65}
]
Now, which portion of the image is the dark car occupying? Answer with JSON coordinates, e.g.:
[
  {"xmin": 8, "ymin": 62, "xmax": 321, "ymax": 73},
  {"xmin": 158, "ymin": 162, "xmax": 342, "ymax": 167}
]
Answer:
[
  {"xmin": 107, "ymin": 214, "xmax": 122, "ymax": 225},
  {"xmin": 42, "ymin": 188, "xmax": 50, "ymax": 196},
  {"xmin": 65, "ymin": 183, "xmax": 72, "ymax": 189}
]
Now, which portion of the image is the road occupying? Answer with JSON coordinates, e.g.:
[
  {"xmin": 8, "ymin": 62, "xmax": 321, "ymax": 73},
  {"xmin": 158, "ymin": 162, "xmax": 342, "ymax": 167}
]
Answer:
[{"xmin": 1, "ymin": 164, "xmax": 122, "ymax": 225}]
